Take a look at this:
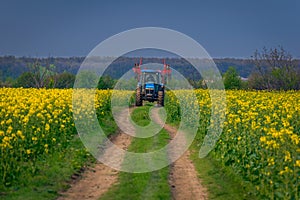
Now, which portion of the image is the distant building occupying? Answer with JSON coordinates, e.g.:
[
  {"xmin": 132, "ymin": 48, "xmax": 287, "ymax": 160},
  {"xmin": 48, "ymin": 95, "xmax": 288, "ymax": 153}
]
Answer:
[{"xmin": 240, "ymin": 76, "xmax": 248, "ymax": 81}]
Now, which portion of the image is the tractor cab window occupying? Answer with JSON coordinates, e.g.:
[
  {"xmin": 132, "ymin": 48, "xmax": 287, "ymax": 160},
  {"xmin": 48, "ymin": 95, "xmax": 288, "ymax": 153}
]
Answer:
[
  {"xmin": 143, "ymin": 72, "xmax": 161, "ymax": 84},
  {"xmin": 146, "ymin": 74, "xmax": 155, "ymax": 82}
]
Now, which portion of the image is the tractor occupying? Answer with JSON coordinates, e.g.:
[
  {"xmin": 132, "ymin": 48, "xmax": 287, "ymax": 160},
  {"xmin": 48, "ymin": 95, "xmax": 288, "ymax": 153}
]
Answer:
[{"xmin": 133, "ymin": 59, "xmax": 171, "ymax": 106}]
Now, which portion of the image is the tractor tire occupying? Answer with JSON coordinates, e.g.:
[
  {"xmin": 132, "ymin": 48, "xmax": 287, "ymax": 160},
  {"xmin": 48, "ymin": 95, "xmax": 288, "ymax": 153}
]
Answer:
[
  {"xmin": 157, "ymin": 91, "xmax": 164, "ymax": 107},
  {"xmin": 135, "ymin": 88, "xmax": 142, "ymax": 106}
]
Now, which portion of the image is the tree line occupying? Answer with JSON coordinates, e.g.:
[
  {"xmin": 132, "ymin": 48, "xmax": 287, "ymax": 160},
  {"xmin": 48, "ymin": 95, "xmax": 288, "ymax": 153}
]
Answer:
[
  {"xmin": 1, "ymin": 46, "xmax": 299, "ymax": 90},
  {"xmin": 0, "ymin": 59, "xmax": 116, "ymax": 89},
  {"xmin": 0, "ymin": 56, "xmax": 256, "ymax": 83},
  {"xmin": 223, "ymin": 46, "xmax": 300, "ymax": 90}
]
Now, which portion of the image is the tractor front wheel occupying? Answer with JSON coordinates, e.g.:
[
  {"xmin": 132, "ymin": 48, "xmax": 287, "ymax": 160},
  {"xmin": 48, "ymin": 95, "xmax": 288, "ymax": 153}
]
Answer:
[{"xmin": 135, "ymin": 88, "xmax": 142, "ymax": 106}]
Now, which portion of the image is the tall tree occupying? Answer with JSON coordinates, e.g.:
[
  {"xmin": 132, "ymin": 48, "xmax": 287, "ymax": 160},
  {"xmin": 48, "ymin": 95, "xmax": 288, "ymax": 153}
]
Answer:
[
  {"xmin": 74, "ymin": 70, "xmax": 98, "ymax": 88},
  {"xmin": 97, "ymin": 75, "xmax": 116, "ymax": 89},
  {"xmin": 250, "ymin": 46, "xmax": 299, "ymax": 90},
  {"xmin": 28, "ymin": 60, "xmax": 57, "ymax": 88},
  {"xmin": 55, "ymin": 72, "xmax": 75, "ymax": 88},
  {"xmin": 223, "ymin": 66, "xmax": 241, "ymax": 89},
  {"xmin": 14, "ymin": 72, "xmax": 35, "ymax": 88}
]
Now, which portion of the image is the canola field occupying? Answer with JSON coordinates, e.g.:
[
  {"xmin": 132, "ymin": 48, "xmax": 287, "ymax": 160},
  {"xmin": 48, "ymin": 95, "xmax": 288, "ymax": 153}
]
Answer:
[
  {"xmin": 166, "ymin": 90, "xmax": 300, "ymax": 199},
  {"xmin": 1, "ymin": 88, "xmax": 299, "ymax": 199},
  {"xmin": 0, "ymin": 88, "xmax": 111, "ymax": 186}
]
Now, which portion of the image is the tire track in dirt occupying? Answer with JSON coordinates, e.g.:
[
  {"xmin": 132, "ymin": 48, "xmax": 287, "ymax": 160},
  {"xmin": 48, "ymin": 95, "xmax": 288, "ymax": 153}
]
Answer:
[
  {"xmin": 151, "ymin": 107, "xmax": 208, "ymax": 200},
  {"xmin": 57, "ymin": 109, "xmax": 134, "ymax": 200}
]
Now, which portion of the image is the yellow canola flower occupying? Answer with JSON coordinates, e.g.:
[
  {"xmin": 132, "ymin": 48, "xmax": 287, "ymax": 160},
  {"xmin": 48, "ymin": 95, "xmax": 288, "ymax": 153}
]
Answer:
[
  {"xmin": 16, "ymin": 130, "xmax": 22, "ymax": 136},
  {"xmin": 267, "ymin": 157, "xmax": 275, "ymax": 166},
  {"xmin": 279, "ymin": 166, "xmax": 293, "ymax": 175},
  {"xmin": 6, "ymin": 118, "xmax": 13, "ymax": 124},
  {"xmin": 290, "ymin": 134, "xmax": 299, "ymax": 145},
  {"xmin": 2, "ymin": 136, "xmax": 10, "ymax": 142},
  {"xmin": 6, "ymin": 126, "xmax": 13, "ymax": 134},
  {"xmin": 260, "ymin": 136, "xmax": 266, "ymax": 143},
  {"xmin": 284, "ymin": 151, "xmax": 292, "ymax": 162},
  {"xmin": 45, "ymin": 123, "xmax": 50, "ymax": 131}
]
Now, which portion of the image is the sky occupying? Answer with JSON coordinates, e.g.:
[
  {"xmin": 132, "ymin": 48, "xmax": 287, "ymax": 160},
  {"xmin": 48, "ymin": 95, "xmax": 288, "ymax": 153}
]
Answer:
[{"xmin": 0, "ymin": 0, "xmax": 299, "ymax": 58}]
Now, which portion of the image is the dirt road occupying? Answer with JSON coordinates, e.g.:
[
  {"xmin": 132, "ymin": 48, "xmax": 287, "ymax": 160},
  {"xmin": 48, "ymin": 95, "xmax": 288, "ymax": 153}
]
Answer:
[
  {"xmin": 151, "ymin": 107, "xmax": 208, "ymax": 200},
  {"xmin": 58, "ymin": 107, "xmax": 207, "ymax": 200},
  {"xmin": 58, "ymin": 109, "xmax": 133, "ymax": 200}
]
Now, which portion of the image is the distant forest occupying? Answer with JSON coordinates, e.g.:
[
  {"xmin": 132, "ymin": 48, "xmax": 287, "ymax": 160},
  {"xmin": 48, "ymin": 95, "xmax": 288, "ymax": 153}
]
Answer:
[
  {"xmin": 0, "ymin": 56, "xmax": 258, "ymax": 81},
  {"xmin": 1, "ymin": 54, "xmax": 299, "ymax": 90}
]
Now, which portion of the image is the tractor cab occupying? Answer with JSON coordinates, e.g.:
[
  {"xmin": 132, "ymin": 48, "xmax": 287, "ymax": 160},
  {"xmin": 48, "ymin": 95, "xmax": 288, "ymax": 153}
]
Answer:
[
  {"xmin": 140, "ymin": 70, "xmax": 163, "ymax": 102},
  {"xmin": 133, "ymin": 59, "xmax": 171, "ymax": 106}
]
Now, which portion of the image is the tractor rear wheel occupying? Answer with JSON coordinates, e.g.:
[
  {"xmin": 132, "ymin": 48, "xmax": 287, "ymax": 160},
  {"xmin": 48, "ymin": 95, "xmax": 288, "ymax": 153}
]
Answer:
[
  {"xmin": 157, "ymin": 91, "xmax": 164, "ymax": 107},
  {"xmin": 135, "ymin": 88, "xmax": 142, "ymax": 106}
]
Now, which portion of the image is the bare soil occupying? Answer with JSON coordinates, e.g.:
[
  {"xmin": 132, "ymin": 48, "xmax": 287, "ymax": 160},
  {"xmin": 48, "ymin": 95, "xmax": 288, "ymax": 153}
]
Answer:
[
  {"xmin": 57, "ymin": 109, "xmax": 133, "ymax": 200},
  {"xmin": 151, "ymin": 107, "xmax": 208, "ymax": 200}
]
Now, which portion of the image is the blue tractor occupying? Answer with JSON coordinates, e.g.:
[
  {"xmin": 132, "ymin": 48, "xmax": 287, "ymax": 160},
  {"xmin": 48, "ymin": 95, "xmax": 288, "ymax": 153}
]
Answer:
[{"xmin": 133, "ymin": 59, "xmax": 171, "ymax": 106}]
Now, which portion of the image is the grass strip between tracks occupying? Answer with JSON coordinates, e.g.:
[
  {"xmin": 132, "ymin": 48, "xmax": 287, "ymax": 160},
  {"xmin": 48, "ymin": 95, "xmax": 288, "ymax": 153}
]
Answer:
[{"xmin": 100, "ymin": 105, "xmax": 171, "ymax": 200}]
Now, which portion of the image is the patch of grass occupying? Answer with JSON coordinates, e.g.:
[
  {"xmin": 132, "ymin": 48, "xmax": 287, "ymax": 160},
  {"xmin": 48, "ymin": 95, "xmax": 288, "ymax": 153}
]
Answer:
[
  {"xmin": 1, "ymin": 137, "xmax": 92, "ymax": 200},
  {"xmin": 130, "ymin": 103, "xmax": 152, "ymax": 127},
  {"xmin": 1, "ymin": 113, "xmax": 118, "ymax": 200},
  {"xmin": 100, "ymin": 105, "xmax": 171, "ymax": 200},
  {"xmin": 190, "ymin": 149, "xmax": 257, "ymax": 200},
  {"xmin": 99, "ymin": 111, "xmax": 118, "ymax": 135}
]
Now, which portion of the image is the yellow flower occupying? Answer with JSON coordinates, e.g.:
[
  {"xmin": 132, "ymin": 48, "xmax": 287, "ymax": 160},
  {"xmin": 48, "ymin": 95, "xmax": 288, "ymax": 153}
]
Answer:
[
  {"xmin": 268, "ymin": 157, "xmax": 275, "ymax": 166},
  {"xmin": 6, "ymin": 126, "xmax": 13, "ymax": 134},
  {"xmin": 45, "ymin": 123, "xmax": 50, "ymax": 131},
  {"xmin": 2, "ymin": 136, "xmax": 10, "ymax": 142},
  {"xmin": 16, "ymin": 130, "xmax": 22, "ymax": 136},
  {"xmin": 6, "ymin": 118, "xmax": 12, "ymax": 124},
  {"xmin": 22, "ymin": 116, "xmax": 29, "ymax": 124},
  {"xmin": 279, "ymin": 166, "xmax": 293, "ymax": 175},
  {"xmin": 284, "ymin": 151, "xmax": 292, "ymax": 162},
  {"xmin": 260, "ymin": 136, "xmax": 266, "ymax": 143},
  {"xmin": 290, "ymin": 134, "xmax": 299, "ymax": 145},
  {"xmin": 295, "ymin": 160, "xmax": 300, "ymax": 167}
]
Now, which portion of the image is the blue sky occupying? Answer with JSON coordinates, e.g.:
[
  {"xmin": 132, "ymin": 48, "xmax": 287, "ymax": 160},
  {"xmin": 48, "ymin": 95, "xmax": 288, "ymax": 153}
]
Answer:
[{"xmin": 0, "ymin": 0, "xmax": 299, "ymax": 58}]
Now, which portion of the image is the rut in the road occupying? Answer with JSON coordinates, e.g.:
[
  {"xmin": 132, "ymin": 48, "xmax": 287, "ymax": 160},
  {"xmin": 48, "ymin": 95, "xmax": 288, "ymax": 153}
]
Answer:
[
  {"xmin": 151, "ymin": 107, "xmax": 208, "ymax": 200},
  {"xmin": 58, "ymin": 109, "xmax": 133, "ymax": 200}
]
